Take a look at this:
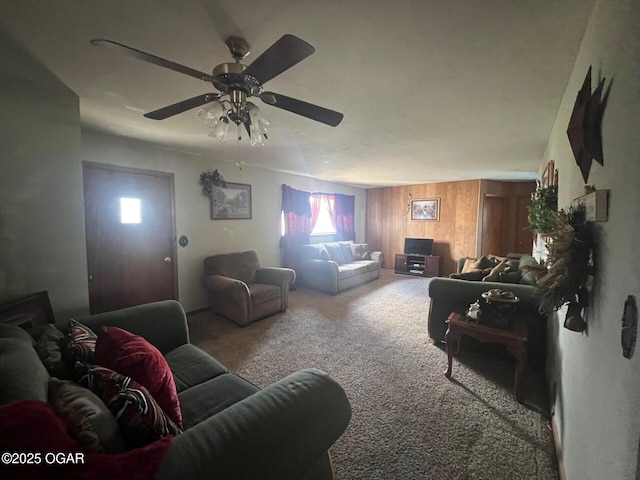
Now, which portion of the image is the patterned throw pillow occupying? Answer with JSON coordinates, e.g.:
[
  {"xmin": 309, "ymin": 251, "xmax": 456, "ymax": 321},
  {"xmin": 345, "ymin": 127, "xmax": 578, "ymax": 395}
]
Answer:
[
  {"xmin": 75, "ymin": 363, "xmax": 181, "ymax": 448},
  {"xmin": 66, "ymin": 319, "xmax": 97, "ymax": 364},
  {"xmin": 94, "ymin": 326, "xmax": 182, "ymax": 428},
  {"xmin": 482, "ymin": 260, "xmax": 508, "ymax": 282},
  {"xmin": 350, "ymin": 243, "xmax": 370, "ymax": 260},
  {"xmin": 49, "ymin": 378, "xmax": 127, "ymax": 453}
]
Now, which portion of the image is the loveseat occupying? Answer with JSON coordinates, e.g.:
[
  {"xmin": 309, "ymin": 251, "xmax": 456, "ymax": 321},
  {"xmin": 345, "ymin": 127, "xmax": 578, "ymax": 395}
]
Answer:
[
  {"xmin": 298, "ymin": 241, "xmax": 383, "ymax": 295},
  {"xmin": 0, "ymin": 300, "xmax": 352, "ymax": 479},
  {"xmin": 203, "ymin": 250, "xmax": 295, "ymax": 327},
  {"xmin": 427, "ymin": 255, "xmax": 547, "ymax": 366}
]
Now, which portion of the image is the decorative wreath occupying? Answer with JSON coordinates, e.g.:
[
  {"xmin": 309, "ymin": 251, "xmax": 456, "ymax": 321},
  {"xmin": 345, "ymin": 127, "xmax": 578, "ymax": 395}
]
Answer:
[
  {"xmin": 199, "ymin": 170, "xmax": 226, "ymax": 197},
  {"xmin": 537, "ymin": 203, "xmax": 594, "ymax": 315}
]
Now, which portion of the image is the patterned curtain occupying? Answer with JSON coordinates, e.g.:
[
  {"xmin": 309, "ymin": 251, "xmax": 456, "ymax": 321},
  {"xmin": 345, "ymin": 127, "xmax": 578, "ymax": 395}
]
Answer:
[{"xmin": 334, "ymin": 193, "xmax": 356, "ymax": 241}]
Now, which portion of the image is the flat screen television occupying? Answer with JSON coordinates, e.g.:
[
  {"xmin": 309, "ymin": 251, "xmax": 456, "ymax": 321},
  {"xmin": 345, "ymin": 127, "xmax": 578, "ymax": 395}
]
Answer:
[{"xmin": 404, "ymin": 237, "xmax": 434, "ymax": 256}]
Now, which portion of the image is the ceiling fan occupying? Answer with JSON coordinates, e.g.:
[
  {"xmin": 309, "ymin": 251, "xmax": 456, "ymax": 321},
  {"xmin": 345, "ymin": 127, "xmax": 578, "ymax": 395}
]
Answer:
[{"xmin": 91, "ymin": 34, "xmax": 344, "ymax": 143}]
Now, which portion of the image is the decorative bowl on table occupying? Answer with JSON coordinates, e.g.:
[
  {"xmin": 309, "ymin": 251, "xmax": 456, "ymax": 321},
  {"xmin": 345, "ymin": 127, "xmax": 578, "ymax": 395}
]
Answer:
[{"xmin": 479, "ymin": 290, "xmax": 520, "ymax": 328}]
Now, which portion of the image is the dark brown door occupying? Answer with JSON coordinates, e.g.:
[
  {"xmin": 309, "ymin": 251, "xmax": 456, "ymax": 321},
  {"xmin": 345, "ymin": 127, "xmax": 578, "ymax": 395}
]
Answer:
[
  {"xmin": 513, "ymin": 195, "xmax": 533, "ymax": 254},
  {"xmin": 83, "ymin": 162, "xmax": 178, "ymax": 314},
  {"xmin": 481, "ymin": 195, "xmax": 506, "ymax": 256}
]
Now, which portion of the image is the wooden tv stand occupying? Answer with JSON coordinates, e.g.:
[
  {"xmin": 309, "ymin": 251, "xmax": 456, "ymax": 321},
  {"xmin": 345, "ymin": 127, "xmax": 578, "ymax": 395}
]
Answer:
[{"xmin": 394, "ymin": 254, "xmax": 440, "ymax": 277}]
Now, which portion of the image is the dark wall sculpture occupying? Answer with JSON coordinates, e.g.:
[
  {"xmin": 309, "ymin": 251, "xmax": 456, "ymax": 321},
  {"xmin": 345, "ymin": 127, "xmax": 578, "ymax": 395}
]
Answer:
[{"xmin": 566, "ymin": 66, "xmax": 606, "ymax": 183}]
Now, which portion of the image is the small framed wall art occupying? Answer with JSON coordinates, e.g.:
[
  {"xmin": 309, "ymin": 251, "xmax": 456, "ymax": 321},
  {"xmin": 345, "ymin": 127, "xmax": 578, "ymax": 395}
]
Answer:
[
  {"xmin": 410, "ymin": 198, "xmax": 440, "ymax": 221},
  {"xmin": 211, "ymin": 182, "xmax": 252, "ymax": 220}
]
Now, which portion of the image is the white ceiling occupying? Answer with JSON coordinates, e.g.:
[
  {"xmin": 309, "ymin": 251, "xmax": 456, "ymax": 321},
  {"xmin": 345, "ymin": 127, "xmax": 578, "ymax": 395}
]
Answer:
[{"xmin": 0, "ymin": 0, "xmax": 594, "ymax": 187}]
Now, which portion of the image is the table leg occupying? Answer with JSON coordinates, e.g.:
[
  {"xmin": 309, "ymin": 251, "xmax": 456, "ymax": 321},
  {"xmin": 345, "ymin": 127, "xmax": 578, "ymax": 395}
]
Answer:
[
  {"xmin": 508, "ymin": 344, "xmax": 527, "ymax": 403},
  {"xmin": 444, "ymin": 330, "xmax": 456, "ymax": 379}
]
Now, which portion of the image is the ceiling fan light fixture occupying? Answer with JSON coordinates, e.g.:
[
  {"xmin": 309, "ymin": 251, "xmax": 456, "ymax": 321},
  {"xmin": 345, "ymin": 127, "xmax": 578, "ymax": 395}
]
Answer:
[
  {"xmin": 209, "ymin": 116, "xmax": 230, "ymax": 142},
  {"xmin": 197, "ymin": 101, "xmax": 225, "ymax": 128},
  {"xmin": 248, "ymin": 103, "xmax": 269, "ymax": 146}
]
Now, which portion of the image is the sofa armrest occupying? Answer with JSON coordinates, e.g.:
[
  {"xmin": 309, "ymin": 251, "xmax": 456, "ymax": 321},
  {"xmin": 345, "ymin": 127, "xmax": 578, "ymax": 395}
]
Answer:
[
  {"xmin": 255, "ymin": 267, "xmax": 296, "ymax": 288},
  {"xmin": 156, "ymin": 368, "xmax": 352, "ymax": 480},
  {"xmin": 204, "ymin": 275, "xmax": 249, "ymax": 303},
  {"xmin": 72, "ymin": 300, "xmax": 189, "ymax": 354},
  {"xmin": 369, "ymin": 251, "xmax": 383, "ymax": 264}
]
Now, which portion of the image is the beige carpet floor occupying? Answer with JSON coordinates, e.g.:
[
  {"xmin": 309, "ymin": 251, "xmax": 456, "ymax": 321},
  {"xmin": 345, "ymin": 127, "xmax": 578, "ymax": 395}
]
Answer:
[{"xmin": 188, "ymin": 269, "xmax": 558, "ymax": 480}]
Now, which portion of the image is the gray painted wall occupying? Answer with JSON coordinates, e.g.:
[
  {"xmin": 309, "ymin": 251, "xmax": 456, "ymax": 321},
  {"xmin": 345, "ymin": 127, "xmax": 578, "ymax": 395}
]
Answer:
[
  {"xmin": 0, "ymin": 30, "xmax": 88, "ymax": 320},
  {"xmin": 542, "ymin": 1, "xmax": 640, "ymax": 478}
]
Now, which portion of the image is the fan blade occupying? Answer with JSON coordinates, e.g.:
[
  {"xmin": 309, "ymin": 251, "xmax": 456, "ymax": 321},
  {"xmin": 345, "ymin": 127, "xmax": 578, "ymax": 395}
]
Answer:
[
  {"xmin": 144, "ymin": 93, "xmax": 220, "ymax": 120},
  {"xmin": 91, "ymin": 39, "xmax": 216, "ymax": 83},
  {"xmin": 243, "ymin": 34, "xmax": 314, "ymax": 85},
  {"xmin": 260, "ymin": 92, "xmax": 343, "ymax": 127}
]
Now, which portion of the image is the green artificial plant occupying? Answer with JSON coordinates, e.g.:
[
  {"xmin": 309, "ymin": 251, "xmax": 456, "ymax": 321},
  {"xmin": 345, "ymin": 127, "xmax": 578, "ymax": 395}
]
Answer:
[{"xmin": 528, "ymin": 184, "xmax": 558, "ymax": 235}]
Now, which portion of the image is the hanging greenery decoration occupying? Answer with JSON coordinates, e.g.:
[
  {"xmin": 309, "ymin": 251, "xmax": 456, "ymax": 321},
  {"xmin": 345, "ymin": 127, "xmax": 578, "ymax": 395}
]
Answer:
[
  {"xmin": 537, "ymin": 203, "xmax": 594, "ymax": 316},
  {"xmin": 199, "ymin": 170, "xmax": 226, "ymax": 197},
  {"xmin": 528, "ymin": 184, "xmax": 558, "ymax": 234}
]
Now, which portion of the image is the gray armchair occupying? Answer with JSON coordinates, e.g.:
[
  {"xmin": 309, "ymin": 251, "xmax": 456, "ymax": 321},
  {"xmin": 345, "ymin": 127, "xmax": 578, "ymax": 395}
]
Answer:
[{"xmin": 203, "ymin": 250, "xmax": 295, "ymax": 327}]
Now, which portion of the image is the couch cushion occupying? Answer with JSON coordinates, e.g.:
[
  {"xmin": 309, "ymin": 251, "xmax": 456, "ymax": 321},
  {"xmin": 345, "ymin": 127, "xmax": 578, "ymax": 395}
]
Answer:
[
  {"xmin": 339, "ymin": 242, "xmax": 354, "ymax": 263},
  {"xmin": 248, "ymin": 283, "xmax": 282, "ymax": 304},
  {"xmin": 94, "ymin": 326, "xmax": 182, "ymax": 428},
  {"xmin": 49, "ymin": 378, "xmax": 127, "ymax": 453},
  {"xmin": 324, "ymin": 242, "xmax": 347, "ymax": 265},
  {"xmin": 350, "ymin": 243, "xmax": 370, "ymax": 260},
  {"xmin": 518, "ymin": 256, "xmax": 541, "ymax": 285},
  {"xmin": 460, "ymin": 258, "xmax": 478, "ymax": 273},
  {"xmin": 165, "ymin": 344, "xmax": 228, "ymax": 392},
  {"xmin": 203, "ymin": 250, "xmax": 260, "ymax": 284},
  {"xmin": 351, "ymin": 260, "xmax": 380, "ymax": 273},
  {"xmin": 498, "ymin": 271, "xmax": 522, "ymax": 283},
  {"xmin": 75, "ymin": 364, "xmax": 182, "ymax": 448},
  {"xmin": 338, "ymin": 263, "xmax": 369, "ymax": 280},
  {"xmin": 0, "ymin": 400, "xmax": 172, "ymax": 479},
  {"xmin": 299, "ymin": 243, "xmax": 330, "ymax": 261},
  {"xmin": 0, "ymin": 323, "xmax": 50, "ymax": 403},
  {"xmin": 482, "ymin": 260, "xmax": 508, "ymax": 282},
  {"xmin": 449, "ymin": 270, "xmax": 487, "ymax": 281},
  {"xmin": 178, "ymin": 373, "xmax": 259, "ymax": 430},
  {"xmin": 35, "ymin": 324, "xmax": 71, "ymax": 379},
  {"xmin": 471, "ymin": 256, "xmax": 497, "ymax": 270}
]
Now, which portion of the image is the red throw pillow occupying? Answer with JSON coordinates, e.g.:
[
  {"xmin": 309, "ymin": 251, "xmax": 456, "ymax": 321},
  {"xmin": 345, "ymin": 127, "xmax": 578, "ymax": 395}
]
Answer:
[
  {"xmin": 0, "ymin": 399, "xmax": 172, "ymax": 480},
  {"xmin": 94, "ymin": 326, "xmax": 182, "ymax": 428}
]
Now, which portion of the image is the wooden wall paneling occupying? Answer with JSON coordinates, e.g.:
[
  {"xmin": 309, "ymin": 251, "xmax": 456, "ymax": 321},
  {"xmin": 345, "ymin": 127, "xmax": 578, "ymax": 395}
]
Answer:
[
  {"xmin": 434, "ymin": 182, "xmax": 458, "ymax": 272},
  {"xmin": 451, "ymin": 180, "xmax": 480, "ymax": 274},
  {"xmin": 365, "ymin": 179, "xmax": 486, "ymax": 276}
]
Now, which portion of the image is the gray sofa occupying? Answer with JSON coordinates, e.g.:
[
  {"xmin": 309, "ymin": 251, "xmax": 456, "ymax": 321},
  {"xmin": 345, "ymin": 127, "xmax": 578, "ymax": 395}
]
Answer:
[
  {"xmin": 427, "ymin": 255, "xmax": 547, "ymax": 366},
  {"xmin": 298, "ymin": 241, "xmax": 383, "ymax": 295},
  {"xmin": 0, "ymin": 300, "xmax": 352, "ymax": 479}
]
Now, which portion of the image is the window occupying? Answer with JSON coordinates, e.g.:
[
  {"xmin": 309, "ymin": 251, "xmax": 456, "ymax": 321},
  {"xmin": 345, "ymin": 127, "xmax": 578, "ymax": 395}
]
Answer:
[
  {"xmin": 120, "ymin": 197, "xmax": 141, "ymax": 224},
  {"xmin": 311, "ymin": 194, "xmax": 335, "ymax": 235},
  {"xmin": 280, "ymin": 193, "xmax": 336, "ymax": 236}
]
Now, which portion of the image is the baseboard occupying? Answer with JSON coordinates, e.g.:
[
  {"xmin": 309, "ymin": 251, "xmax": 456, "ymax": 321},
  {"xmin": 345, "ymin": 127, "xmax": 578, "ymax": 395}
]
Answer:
[{"xmin": 551, "ymin": 415, "xmax": 566, "ymax": 480}]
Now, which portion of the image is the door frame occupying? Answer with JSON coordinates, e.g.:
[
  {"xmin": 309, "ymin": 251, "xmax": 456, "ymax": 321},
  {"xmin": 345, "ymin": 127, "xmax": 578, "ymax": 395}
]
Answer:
[{"xmin": 82, "ymin": 161, "xmax": 179, "ymax": 306}]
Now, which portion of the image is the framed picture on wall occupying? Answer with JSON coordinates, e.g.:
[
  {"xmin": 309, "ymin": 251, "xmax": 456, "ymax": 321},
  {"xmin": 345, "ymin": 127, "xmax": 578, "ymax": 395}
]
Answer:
[
  {"xmin": 410, "ymin": 198, "xmax": 440, "ymax": 221},
  {"xmin": 211, "ymin": 182, "xmax": 252, "ymax": 220}
]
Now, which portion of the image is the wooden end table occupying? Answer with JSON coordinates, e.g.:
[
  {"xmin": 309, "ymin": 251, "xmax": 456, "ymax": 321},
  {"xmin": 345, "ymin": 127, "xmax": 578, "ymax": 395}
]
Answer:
[{"xmin": 444, "ymin": 311, "xmax": 528, "ymax": 403}]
